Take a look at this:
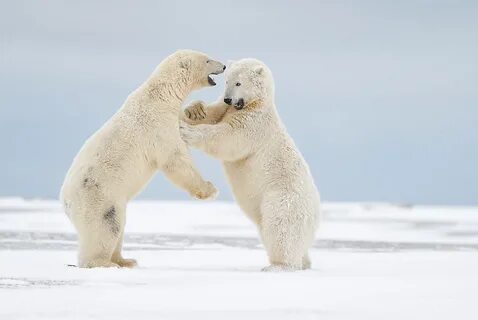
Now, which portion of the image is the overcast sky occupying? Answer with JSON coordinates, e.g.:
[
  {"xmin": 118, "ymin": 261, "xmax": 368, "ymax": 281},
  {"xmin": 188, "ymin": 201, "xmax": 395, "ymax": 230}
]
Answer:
[{"xmin": 1, "ymin": 1, "xmax": 477, "ymax": 205}]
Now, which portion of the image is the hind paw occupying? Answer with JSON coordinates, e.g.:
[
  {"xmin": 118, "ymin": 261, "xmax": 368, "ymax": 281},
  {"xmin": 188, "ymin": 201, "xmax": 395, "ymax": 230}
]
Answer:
[
  {"xmin": 80, "ymin": 259, "xmax": 120, "ymax": 268},
  {"xmin": 261, "ymin": 264, "xmax": 301, "ymax": 272},
  {"xmin": 114, "ymin": 258, "xmax": 138, "ymax": 268}
]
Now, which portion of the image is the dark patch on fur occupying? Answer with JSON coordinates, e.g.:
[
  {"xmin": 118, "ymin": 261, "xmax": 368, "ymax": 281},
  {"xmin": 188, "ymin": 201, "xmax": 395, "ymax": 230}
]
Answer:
[
  {"xmin": 82, "ymin": 176, "xmax": 100, "ymax": 189},
  {"xmin": 85, "ymin": 167, "xmax": 101, "ymax": 188},
  {"xmin": 103, "ymin": 206, "xmax": 120, "ymax": 235}
]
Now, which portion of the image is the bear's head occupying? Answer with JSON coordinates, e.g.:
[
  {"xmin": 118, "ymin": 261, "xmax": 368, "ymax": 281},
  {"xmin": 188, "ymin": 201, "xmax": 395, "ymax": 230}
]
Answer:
[
  {"xmin": 160, "ymin": 50, "xmax": 226, "ymax": 90},
  {"xmin": 223, "ymin": 59, "xmax": 274, "ymax": 110}
]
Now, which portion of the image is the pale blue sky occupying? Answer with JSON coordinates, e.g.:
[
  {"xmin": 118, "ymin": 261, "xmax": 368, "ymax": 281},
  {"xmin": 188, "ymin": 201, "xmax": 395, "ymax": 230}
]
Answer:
[{"xmin": 1, "ymin": 1, "xmax": 477, "ymax": 205}]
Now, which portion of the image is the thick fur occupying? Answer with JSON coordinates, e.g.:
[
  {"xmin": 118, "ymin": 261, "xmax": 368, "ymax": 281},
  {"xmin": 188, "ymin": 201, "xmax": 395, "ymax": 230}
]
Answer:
[
  {"xmin": 180, "ymin": 59, "xmax": 320, "ymax": 271},
  {"xmin": 60, "ymin": 50, "xmax": 225, "ymax": 268}
]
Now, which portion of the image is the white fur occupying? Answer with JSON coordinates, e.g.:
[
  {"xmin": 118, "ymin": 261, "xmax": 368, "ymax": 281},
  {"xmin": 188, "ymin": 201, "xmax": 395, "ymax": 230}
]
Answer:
[
  {"xmin": 181, "ymin": 58, "xmax": 320, "ymax": 271},
  {"xmin": 60, "ymin": 50, "xmax": 225, "ymax": 268}
]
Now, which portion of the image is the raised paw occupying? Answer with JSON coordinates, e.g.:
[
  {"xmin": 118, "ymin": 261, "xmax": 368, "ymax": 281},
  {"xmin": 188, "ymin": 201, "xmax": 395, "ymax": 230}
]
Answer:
[
  {"xmin": 184, "ymin": 100, "xmax": 206, "ymax": 121},
  {"xmin": 192, "ymin": 181, "xmax": 218, "ymax": 200}
]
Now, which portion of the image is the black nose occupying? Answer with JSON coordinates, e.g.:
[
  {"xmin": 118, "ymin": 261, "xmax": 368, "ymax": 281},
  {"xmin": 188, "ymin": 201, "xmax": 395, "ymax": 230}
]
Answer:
[
  {"xmin": 223, "ymin": 65, "xmax": 226, "ymax": 70},
  {"xmin": 224, "ymin": 98, "xmax": 232, "ymax": 105}
]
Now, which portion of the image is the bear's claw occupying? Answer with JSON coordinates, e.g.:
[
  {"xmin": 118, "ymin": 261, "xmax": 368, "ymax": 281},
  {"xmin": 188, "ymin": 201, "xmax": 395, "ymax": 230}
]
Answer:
[
  {"xmin": 184, "ymin": 101, "xmax": 206, "ymax": 121},
  {"xmin": 193, "ymin": 181, "xmax": 218, "ymax": 200}
]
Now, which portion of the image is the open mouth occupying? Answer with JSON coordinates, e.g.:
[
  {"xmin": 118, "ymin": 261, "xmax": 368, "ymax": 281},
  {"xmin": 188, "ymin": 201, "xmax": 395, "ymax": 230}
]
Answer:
[
  {"xmin": 207, "ymin": 68, "xmax": 224, "ymax": 86},
  {"xmin": 207, "ymin": 74, "xmax": 217, "ymax": 86},
  {"xmin": 234, "ymin": 98, "xmax": 245, "ymax": 110}
]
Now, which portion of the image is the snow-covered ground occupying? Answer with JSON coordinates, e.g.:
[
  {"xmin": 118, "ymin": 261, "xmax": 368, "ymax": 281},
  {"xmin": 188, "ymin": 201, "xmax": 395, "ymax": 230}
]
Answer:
[{"xmin": 0, "ymin": 198, "xmax": 477, "ymax": 320}]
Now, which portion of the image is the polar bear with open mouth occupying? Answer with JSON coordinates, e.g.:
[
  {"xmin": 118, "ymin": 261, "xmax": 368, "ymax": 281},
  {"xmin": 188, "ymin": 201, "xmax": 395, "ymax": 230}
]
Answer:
[{"xmin": 61, "ymin": 50, "xmax": 225, "ymax": 268}]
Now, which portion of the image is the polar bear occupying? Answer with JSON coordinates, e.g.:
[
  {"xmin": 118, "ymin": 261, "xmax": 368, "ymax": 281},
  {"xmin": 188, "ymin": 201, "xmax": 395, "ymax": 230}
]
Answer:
[
  {"xmin": 180, "ymin": 58, "xmax": 320, "ymax": 271},
  {"xmin": 60, "ymin": 50, "xmax": 225, "ymax": 268}
]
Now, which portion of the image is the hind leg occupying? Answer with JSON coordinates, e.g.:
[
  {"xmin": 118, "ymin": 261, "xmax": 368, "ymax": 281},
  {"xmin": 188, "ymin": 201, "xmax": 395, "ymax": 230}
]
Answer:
[
  {"xmin": 260, "ymin": 221, "xmax": 305, "ymax": 272},
  {"xmin": 259, "ymin": 195, "xmax": 315, "ymax": 272},
  {"xmin": 111, "ymin": 230, "xmax": 137, "ymax": 268},
  {"xmin": 75, "ymin": 203, "xmax": 125, "ymax": 268}
]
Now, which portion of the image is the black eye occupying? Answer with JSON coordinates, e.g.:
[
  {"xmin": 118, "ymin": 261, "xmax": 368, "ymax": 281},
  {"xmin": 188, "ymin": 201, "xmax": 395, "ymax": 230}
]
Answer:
[
  {"xmin": 206, "ymin": 60, "xmax": 210, "ymax": 63},
  {"xmin": 235, "ymin": 82, "xmax": 241, "ymax": 87}
]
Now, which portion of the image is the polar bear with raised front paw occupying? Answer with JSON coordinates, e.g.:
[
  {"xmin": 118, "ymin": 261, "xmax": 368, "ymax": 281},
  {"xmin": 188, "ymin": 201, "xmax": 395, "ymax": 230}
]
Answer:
[
  {"xmin": 60, "ymin": 50, "xmax": 225, "ymax": 268},
  {"xmin": 180, "ymin": 58, "xmax": 320, "ymax": 271}
]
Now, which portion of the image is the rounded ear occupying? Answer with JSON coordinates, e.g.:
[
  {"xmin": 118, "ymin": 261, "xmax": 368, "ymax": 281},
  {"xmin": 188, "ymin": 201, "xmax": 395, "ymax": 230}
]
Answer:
[
  {"xmin": 254, "ymin": 66, "xmax": 264, "ymax": 75},
  {"xmin": 179, "ymin": 58, "xmax": 191, "ymax": 69}
]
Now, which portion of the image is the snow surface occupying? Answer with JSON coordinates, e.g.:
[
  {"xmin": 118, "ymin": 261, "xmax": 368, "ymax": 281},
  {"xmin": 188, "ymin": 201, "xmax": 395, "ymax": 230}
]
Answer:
[{"xmin": 0, "ymin": 198, "xmax": 477, "ymax": 319}]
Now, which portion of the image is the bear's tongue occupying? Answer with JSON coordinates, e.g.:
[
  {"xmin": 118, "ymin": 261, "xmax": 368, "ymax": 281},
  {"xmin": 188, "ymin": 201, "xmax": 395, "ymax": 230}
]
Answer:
[{"xmin": 208, "ymin": 75, "xmax": 216, "ymax": 86}]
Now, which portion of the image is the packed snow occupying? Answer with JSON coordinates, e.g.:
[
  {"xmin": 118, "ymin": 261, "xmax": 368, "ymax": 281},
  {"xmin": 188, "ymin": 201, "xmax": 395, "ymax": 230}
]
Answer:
[{"xmin": 0, "ymin": 198, "xmax": 477, "ymax": 319}]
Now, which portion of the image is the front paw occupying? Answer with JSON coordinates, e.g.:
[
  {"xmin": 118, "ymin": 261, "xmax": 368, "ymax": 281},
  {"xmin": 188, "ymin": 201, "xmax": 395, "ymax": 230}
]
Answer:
[
  {"xmin": 179, "ymin": 121, "xmax": 201, "ymax": 146},
  {"xmin": 184, "ymin": 100, "xmax": 206, "ymax": 121},
  {"xmin": 192, "ymin": 181, "xmax": 218, "ymax": 200}
]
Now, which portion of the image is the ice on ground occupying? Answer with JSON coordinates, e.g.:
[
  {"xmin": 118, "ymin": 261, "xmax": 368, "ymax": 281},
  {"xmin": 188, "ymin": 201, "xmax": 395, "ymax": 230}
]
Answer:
[{"xmin": 0, "ymin": 199, "xmax": 477, "ymax": 320}]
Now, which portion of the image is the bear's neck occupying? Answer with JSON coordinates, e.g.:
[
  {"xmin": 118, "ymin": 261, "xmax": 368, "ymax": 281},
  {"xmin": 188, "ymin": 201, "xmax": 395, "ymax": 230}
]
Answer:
[{"xmin": 142, "ymin": 75, "xmax": 192, "ymax": 111}]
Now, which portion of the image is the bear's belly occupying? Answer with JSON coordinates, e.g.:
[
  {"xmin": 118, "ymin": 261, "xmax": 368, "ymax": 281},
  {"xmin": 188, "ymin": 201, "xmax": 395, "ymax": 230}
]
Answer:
[
  {"xmin": 62, "ymin": 136, "xmax": 156, "ymax": 204},
  {"xmin": 223, "ymin": 161, "xmax": 263, "ymax": 224}
]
